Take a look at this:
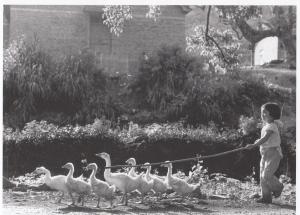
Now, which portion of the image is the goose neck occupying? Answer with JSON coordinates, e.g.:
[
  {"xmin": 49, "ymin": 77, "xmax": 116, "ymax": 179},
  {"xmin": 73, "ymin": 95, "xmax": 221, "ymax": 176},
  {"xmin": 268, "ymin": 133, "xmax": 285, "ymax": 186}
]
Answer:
[{"xmin": 90, "ymin": 167, "xmax": 97, "ymax": 180}]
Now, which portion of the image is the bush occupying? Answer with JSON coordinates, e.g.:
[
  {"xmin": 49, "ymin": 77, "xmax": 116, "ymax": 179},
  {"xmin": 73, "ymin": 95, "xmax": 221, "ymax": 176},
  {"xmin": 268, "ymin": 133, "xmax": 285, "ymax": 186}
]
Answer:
[
  {"xmin": 130, "ymin": 44, "xmax": 202, "ymax": 114},
  {"xmin": 129, "ymin": 44, "xmax": 294, "ymax": 127},
  {"xmin": 3, "ymin": 36, "xmax": 125, "ymax": 128},
  {"xmin": 3, "ymin": 35, "xmax": 54, "ymax": 127}
]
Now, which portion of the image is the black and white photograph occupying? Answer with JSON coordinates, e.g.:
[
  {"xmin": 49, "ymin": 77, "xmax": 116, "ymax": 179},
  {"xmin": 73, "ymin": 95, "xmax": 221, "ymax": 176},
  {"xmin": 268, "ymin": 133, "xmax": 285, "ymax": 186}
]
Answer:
[{"xmin": 1, "ymin": 2, "xmax": 298, "ymax": 214}]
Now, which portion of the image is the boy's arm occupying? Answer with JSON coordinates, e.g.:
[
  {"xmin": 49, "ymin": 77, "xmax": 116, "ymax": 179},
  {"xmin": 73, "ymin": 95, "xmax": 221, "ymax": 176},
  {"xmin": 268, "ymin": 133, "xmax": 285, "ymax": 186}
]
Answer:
[{"xmin": 245, "ymin": 130, "xmax": 273, "ymax": 149}]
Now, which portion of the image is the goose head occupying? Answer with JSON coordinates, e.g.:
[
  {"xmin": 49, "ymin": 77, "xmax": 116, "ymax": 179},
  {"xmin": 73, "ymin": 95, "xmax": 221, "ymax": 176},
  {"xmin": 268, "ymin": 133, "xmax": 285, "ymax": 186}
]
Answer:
[
  {"xmin": 33, "ymin": 166, "xmax": 48, "ymax": 175},
  {"xmin": 62, "ymin": 162, "xmax": 74, "ymax": 170},
  {"xmin": 125, "ymin": 158, "xmax": 136, "ymax": 165},
  {"xmin": 141, "ymin": 162, "xmax": 151, "ymax": 170},
  {"xmin": 160, "ymin": 161, "xmax": 172, "ymax": 168},
  {"xmin": 95, "ymin": 152, "xmax": 110, "ymax": 160},
  {"xmin": 86, "ymin": 163, "xmax": 97, "ymax": 171}
]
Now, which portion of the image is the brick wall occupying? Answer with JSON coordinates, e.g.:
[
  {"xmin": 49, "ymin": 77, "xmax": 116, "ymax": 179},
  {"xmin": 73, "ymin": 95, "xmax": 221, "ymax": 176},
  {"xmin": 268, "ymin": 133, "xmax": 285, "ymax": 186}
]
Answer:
[
  {"xmin": 9, "ymin": 5, "xmax": 89, "ymax": 58},
  {"xmin": 88, "ymin": 5, "xmax": 187, "ymax": 74},
  {"xmin": 8, "ymin": 5, "xmax": 188, "ymax": 73}
]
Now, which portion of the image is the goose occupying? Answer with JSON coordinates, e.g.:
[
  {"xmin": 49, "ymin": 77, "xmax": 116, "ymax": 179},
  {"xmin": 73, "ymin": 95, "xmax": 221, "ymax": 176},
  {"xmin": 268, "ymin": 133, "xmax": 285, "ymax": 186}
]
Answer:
[
  {"xmin": 33, "ymin": 166, "xmax": 68, "ymax": 203},
  {"xmin": 126, "ymin": 159, "xmax": 154, "ymax": 204},
  {"xmin": 95, "ymin": 152, "xmax": 143, "ymax": 206},
  {"xmin": 125, "ymin": 158, "xmax": 139, "ymax": 178},
  {"xmin": 142, "ymin": 163, "xmax": 168, "ymax": 199},
  {"xmin": 161, "ymin": 161, "xmax": 200, "ymax": 199},
  {"xmin": 62, "ymin": 162, "xmax": 92, "ymax": 206},
  {"xmin": 86, "ymin": 163, "xmax": 116, "ymax": 208}
]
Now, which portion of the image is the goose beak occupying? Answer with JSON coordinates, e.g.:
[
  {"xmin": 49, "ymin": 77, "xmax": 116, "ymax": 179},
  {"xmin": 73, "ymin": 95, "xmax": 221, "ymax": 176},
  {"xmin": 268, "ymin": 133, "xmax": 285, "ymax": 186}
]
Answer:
[
  {"xmin": 95, "ymin": 153, "xmax": 103, "ymax": 157},
  {"xmin": 62, "ymin": 164, "xmax": 67, "ymax": 169}
]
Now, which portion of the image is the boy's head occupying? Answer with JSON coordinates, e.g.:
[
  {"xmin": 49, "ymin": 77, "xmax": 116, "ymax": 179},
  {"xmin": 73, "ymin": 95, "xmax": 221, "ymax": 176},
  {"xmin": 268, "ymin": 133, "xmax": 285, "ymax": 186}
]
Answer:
[{"xmin": 262, "ymin": 103, "xmax": 281, "ymax": 120}]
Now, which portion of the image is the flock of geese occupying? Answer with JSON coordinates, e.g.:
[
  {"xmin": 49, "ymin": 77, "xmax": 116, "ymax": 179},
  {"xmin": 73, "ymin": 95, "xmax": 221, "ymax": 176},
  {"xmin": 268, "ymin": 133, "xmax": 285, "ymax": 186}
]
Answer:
[{"xmin": 33, "ymin": 152, "xmax": 200, "ymax": 208}]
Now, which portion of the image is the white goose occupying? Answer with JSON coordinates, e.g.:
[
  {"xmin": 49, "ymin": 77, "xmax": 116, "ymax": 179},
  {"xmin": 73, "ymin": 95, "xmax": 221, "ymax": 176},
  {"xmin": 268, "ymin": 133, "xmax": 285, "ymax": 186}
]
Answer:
[
  {"xmin": 33, "ymin": 166, "xmax": 68, "ymax": 203},
  {"xmin": 161, "ymin": 161, "xmax": 200, "ymax": 199},
  {"xmin": 86, "ymin": 163, "xmax": 116, "ymax": 208},
  {"xmin": 126, "ymin": 159, "xmax": 154, "ymax": 203},
  {"xmin": 62, "ymin": 162, "xmax": 92, "ymax": 206},
  {"xmin": 95, "ymin": 152, "xmax": 143, "ymax": 206},
  {"xmin": 142, "ymin": 163, "xmax": 168, "ymax": 199}
]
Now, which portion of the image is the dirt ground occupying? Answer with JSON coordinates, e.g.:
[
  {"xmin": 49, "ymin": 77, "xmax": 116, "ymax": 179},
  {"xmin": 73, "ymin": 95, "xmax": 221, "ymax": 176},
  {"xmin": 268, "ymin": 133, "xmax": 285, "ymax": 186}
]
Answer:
[{"xmin": 2, "ymin": 190, "xmax": 296, "ymax": 215}]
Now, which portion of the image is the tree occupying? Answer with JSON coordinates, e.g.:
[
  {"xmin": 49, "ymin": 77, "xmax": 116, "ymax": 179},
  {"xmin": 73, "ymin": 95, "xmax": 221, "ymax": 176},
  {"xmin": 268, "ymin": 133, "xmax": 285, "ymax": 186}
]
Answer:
[
  {"xmin": 101, "ymin": 5, "xmax": 296, "ymax": 68},
  {"xmin": 215, "ymin": 6, "xmax": 296, "ymax": 68}
]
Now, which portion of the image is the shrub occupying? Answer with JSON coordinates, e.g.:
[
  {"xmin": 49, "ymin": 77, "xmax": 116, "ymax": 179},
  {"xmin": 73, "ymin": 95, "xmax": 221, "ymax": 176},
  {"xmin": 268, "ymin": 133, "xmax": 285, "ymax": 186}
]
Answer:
[
  {"xmin": 130, "ymin": 44, "xmax": 294, "ymax": 127},
  {"xmin": 3, "ymin": 35, "xmax": 54, "ymax": 127},
  {"xmin": 238, "ymin": 115, "xmax": 258, "ymax": 135},
  {"xmin": 130, "ymin": 44, "xmax": 202, "ymax": 115},
  {"xmin": 3, "ymin": 36, "xmax": 125, "ymax": 128}
]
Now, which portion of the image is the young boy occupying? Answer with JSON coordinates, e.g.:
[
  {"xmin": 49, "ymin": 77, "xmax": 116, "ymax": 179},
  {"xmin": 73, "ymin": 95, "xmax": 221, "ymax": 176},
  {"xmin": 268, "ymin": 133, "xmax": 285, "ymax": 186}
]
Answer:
[{"xmin": 245, "ymin": 102, "xmax": 284, "ymax": 203}]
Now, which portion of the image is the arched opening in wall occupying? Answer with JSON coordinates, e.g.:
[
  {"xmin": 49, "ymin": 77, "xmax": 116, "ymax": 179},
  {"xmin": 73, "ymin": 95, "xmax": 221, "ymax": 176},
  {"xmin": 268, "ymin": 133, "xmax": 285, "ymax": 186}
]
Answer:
[{"xmin": 254, "ymin": 36, "xmax": 279, "ymax": 66}]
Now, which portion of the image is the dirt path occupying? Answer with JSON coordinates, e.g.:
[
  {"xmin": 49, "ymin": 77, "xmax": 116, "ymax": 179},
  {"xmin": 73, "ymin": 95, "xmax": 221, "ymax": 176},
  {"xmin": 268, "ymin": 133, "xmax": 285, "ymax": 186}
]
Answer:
[{"xmin": 2, "ymin": 191, "xmax": 296, "ymax": 215}]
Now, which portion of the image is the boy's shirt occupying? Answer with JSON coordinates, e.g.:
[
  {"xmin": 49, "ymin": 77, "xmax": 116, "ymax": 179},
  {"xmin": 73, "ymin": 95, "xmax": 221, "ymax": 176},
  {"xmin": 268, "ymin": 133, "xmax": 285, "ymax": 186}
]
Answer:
[{"xmin": 260, "ymin": 122, "xmax": 281, "ymax": 149}]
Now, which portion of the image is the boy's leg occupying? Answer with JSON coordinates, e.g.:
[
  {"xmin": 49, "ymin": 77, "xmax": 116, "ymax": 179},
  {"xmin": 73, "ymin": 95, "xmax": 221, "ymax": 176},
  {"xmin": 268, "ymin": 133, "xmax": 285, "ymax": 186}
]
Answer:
[
  {"xmin": 261, "ymin": 148, "xmax": 283, "ymax": 199},
  {"xmin": 259, "ymin": 153, "xmax": 272, "ymax": 203}
]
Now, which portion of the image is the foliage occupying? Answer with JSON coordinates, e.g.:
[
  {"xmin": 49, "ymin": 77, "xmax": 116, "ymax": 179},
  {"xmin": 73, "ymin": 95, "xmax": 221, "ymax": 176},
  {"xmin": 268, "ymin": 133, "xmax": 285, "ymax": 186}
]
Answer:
[
  {"xmin": 3, "ymin": 120, "xmax": 226, "ymax": 145},
  {"xmin": 215, "ymin": 6, "xmax": 262, "ymax": 22},
  {"xmin": 130, "ymin": 43, "xmax": 294, "ymax": 127},
  {"xmin": 3, "ymin": 35, "xmax": 54, "ymax": 126},
  {"xmin": 186, "ymin": 25, "xmax": 241, "ymax": 72},
  {"xmin": 102, "ymin": 5, "xmax": 133, "ymax": 36},
  {"xmin": 130, "ymin": 44, "xmax": 201, "ymax": 114},
  {"xmin": 145, "ymin": 5, "xmax": 161, "ymax": 22},
  {"xmin": 3, "ymin": 37, "xmax": 124, "ymax": 128},
  {"xmin": 187, "ymin": 162, "xmax": 295, "ymax": 204},
  {"xmin": 238, "ymin": 116, "xmax": 258, "ymax": 135}
]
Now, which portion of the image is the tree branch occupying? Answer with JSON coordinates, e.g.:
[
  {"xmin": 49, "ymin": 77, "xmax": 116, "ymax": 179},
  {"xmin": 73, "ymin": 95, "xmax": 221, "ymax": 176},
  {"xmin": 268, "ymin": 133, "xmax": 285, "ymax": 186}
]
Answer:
[
  {"xmin": 206, "ymin": 35, "xmax": 230, "ymax": 64},
  {"xmin": 236, "ymin": 18, "xmax": 279, "ymax": 43},
  {"xmin": 205, "ymin": 6, "xmax": 211, "ymax": 41},
  {"xmin": 231, "ymin": 23, "xmax": 243, "ymax": 40},
  {"xmin": 205, "ymin": 6, "xmax": 229, "ymax": 64}
]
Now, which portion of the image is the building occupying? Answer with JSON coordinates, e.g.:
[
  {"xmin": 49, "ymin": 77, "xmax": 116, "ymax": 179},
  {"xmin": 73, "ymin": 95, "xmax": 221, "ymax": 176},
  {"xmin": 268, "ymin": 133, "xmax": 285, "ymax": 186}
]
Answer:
[{"xmin": 4, "ymin": 5, "xmax": 191, "ymax": 74}]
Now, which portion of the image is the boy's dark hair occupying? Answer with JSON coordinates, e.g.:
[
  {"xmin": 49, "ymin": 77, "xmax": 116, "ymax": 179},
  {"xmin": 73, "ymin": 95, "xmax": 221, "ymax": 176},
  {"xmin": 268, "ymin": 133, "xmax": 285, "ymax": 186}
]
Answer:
[{"xmin": 263, "ymin": 103, "xmax": 281, "ymax": 120}]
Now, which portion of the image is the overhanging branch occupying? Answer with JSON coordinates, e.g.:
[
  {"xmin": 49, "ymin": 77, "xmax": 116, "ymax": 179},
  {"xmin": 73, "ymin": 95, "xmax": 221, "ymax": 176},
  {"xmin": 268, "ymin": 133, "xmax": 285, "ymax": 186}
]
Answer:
[{"xmin": 205, "ymin": 6, "xmax": 229, "ymax": 64}]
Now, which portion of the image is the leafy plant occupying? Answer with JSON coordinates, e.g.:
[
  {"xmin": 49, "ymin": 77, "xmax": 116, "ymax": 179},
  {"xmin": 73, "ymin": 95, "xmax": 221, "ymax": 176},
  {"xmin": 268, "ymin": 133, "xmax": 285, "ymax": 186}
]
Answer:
[
  {"xmin": 3, "ymin": 37, "xmax": 125, "ymax": 128},
  {"xmin": 186, "ymin": 25, "xmax": 241, "ymax": 72},
  {"xmin": 3, "ymin": 35, "xmax": 53, "ymax": 125},
  {"xmin": 238, "ymin": 115, "xmax": 258, "ymax": 135},
  {"xmin": 131, "ymin": 44, "xmax": 201, "ymax": 115}
]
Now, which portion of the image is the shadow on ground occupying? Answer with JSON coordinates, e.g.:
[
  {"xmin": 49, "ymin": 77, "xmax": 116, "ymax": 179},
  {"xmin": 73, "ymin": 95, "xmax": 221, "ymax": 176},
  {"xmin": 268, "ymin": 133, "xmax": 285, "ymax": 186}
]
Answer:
[
  {"xmin": 58, "ymin": 205, "xmax": 126, "ymax": 214},
  {"xmin": 272, "ymin": 202, "xmax": 296, "ymax": 211}
]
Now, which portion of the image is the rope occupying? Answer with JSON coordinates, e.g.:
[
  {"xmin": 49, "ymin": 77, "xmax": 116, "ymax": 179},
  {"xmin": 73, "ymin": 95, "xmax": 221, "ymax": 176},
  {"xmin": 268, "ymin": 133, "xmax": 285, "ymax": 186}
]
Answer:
[{"xmin": 102, "ymin": 146, "xmax": 247, "ymax": 169}]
